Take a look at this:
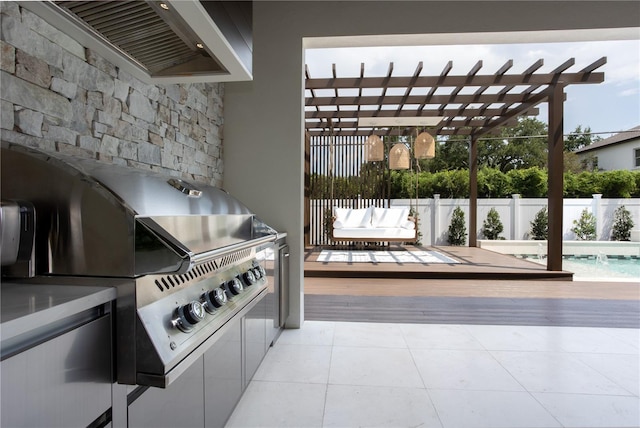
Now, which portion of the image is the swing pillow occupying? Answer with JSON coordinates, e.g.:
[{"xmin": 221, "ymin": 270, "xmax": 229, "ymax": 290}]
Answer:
[
  {"xmin": 372, "ymin": 207, "xmax": 410, "ymax": 228},
  {"xmin": 333, "ymin": 207, "xmax": 372, "ymax": 228}
]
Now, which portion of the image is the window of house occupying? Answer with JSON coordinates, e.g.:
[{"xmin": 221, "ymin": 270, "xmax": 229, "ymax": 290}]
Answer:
[{"xmin": 635, "ymin": 148, "xmax": 640, "ymax": 168}]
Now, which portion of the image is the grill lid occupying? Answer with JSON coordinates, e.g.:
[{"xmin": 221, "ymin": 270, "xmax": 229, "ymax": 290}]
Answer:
[{"xmin": 1, "ymin": 142, "xmax": 276, "ymax": 278}]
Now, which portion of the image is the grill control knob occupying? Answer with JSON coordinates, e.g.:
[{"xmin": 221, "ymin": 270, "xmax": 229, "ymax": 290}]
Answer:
[
  {"xmin": 226, "ymin": 278, "xmax": 243, "ymax": 295},
  {"xmin": 174, "ymin": 301, "xmax": 205, "ymax": 332},
  {"xmin": 203, "ymin": 287, "xmax": 227, "ymax": 313},
  {"xmin": 255, "ymin": 265, "xmax": 266, "ymax": 279},
  {"xmin": 242, "ymin": 270, "xmax": 257, "ymax": 286},
  {"xmin": 251, "ymin": 266, "xmax": 261, "ymax": 279}
]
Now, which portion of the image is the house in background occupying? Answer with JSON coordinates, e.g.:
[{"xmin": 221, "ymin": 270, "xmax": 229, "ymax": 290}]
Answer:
[{"xmin": 575, "ymin": 126, "xmax": 640, "ymax": 170}]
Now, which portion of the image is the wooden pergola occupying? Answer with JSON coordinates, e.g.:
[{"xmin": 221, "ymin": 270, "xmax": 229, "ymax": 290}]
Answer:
[{"xmin": 305, "ymin": 57, "xmax": 606, "ymax": 272}]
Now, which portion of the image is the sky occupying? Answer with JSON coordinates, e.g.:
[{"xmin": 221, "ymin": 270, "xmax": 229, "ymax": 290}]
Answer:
[{"xmin": 305, "ymin": 39, "xmax": 640, "ymax": 138}]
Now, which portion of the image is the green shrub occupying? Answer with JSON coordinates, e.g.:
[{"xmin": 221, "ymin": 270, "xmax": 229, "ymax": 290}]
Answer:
[
  {"xmin": 478, "ymin": 168, "xmax": 512, "ymax": 198},
  {"xmin": 576, "ymin": 172, "xmax": 602, "ymax": 197},
  {"xmin": 530, "ymin": 206, "xmax": 548, "ymax": 240},
  {"xmin": 388, "ymin": 170, "xmax": 409, "ymax": 198},
  {"xmin": 409, "ymin": 207, "xmax": 422, "ymax": 245},
  {"xmin": 611, "ymin": 205, "xmax": 634, "ymax": 241},
  {"xmin": 563, "ymin": 172, "xmax": 580, "ymax": 198},
  {"xmin": 571, "ymin": 208, "xmax": 597, "ymax": 240},
  {"xmin": 448, "ymin": 206, "xmax": 467, "ymax": 245},
  {"xmin": 385, "ymin": 168, "xmax": 639, "ymax": 199},
  {"xmin": 600, "ymin": 170, "xmax": 636, "ymax": 198},
  {"xmin": 506, "ymin": 167, "xmax": 547, "ymax": 197},
  {"xmin": 323, "ymin": 207, "xmax": 334, "ymax": 241},
  {"xmin": 432, "ymin": 170, "xmax": 469, "ymax": 198},
  {"xmin": 481, "ymin": 207, "xmax": 504, "ymax": 240},
  {"xmin": 633, "ymin": 171, "xmax": 640, "ymax": 197}
]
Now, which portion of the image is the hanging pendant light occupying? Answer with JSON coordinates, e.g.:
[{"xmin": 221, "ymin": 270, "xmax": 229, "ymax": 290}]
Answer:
[
  {"xmin": 389, "ymin": 143, "xmax": 410, "ymax": 170},
  {"xmin": 415, "ymin": 131, "xmax": 435, "ymax": 159},
  {"xmin": 365, "ymin": 134, "xmax": 384, "ymax": 161}
]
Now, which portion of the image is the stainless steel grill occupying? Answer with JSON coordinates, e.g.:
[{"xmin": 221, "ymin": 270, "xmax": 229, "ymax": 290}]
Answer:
[{"xmin": 1, "ymin": 142, "xmax": 278, "ymax": 388}]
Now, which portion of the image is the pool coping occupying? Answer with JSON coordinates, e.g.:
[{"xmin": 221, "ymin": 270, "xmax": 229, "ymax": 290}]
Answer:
[{"xmin": 478, "ymin": 239, "xmax": 640, "ymax": 257}]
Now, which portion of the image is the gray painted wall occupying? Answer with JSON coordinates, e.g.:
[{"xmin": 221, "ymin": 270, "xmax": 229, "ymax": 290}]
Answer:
[{"xmin": 223, "ymin": 1, "xmax": 640, "ymax": 327}]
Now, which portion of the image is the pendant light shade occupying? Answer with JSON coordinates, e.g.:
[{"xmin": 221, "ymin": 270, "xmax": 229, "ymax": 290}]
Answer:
[
  {"xmin": 365, "ymin": 134, "xmax": 384, "ymax": 161},
  {"xmin": 415, "ymin": 131, "xmax": 435, "ymax": 159},
  {"xmin": 389, "ymin": 143, "xmax": 410, "ymax": 170}
]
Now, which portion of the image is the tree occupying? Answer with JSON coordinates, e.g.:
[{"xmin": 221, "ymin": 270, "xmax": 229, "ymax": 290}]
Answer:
[
  {"xmin": 563, "ymin": 151, "xmax": 584, "ymax": 173},
  {"xmin": 611, "ymin": 206, "xmax": 634, "ymax": 241},
  {"xmin": 478, "ymin": 117, "xmax": 548, "ymax": 172},
  {"xmin": 564, "ymin": 125, "xmax": 601, "ymax": 152},
  {"xmin": 425, "ymin": 136, "xmax": 469, "ymax": 172},
  {"xmin": 481, "ymin": 207, "xmax": 504, "ymax": 240},
  {"xmin": 571, "ymin": 208, "xmax": 597, "ymax": 240},
  {"xmin": 448, "ymin": 206, "xmax": 467, "ymax": 245},
  {"xmin": 530, "ymin": 207, "xmax": 548, "ymax": 240}
]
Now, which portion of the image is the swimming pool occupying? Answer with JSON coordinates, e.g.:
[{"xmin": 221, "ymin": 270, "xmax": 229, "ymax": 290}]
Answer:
[{"xmin": 525, "ymin": 255, "xmax": 639, "ymax": 281}]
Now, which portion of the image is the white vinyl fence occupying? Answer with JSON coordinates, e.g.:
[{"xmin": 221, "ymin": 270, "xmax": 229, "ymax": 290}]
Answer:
[{"xmin": 311, "ymin": 195, "xmax": 640, "ymax": 246}]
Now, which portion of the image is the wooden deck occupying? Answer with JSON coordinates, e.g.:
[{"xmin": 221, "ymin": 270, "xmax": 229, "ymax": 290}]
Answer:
[
  {"xmin": 304, "ymin": 245, "xmax": 573, "ymax": 280},
  {"xmin": 303, "ymin": 246, "xmax": 640, "ymax": 328}
]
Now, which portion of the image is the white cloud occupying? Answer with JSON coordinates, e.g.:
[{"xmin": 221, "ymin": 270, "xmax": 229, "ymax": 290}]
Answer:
[{"xmin": 620, "ymin": 87, "xmax": 639, "ymax": 97}]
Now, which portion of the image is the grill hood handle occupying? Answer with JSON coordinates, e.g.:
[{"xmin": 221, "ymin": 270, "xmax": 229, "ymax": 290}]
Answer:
[
  {"xmin": 136, "ymin": 217, "xmax": 277, "ymax": 276},
  {"xmin": 190, "ymin": 234, "xmax": 276, "ymax": 267},
  {"xmin": 136, "ymin": 217, "xmax": 193, "ymax": 275}
]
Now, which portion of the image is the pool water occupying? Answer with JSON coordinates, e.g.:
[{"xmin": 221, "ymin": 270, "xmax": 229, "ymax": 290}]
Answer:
[{"xmin": 526, "ymin": 256, "xmax": 639, "ymax": 281}]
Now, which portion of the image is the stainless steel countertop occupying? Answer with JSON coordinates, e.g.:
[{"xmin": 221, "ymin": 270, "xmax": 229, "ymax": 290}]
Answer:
[{"xmin": 1, "ymin": 280, "xmax": 117, "ymax": 343}]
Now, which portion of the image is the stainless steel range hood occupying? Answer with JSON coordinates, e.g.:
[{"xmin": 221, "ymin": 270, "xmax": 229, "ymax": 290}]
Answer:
[{"xmin": 19, "ymin": 1, "xmax": 252, "ymax": 83}]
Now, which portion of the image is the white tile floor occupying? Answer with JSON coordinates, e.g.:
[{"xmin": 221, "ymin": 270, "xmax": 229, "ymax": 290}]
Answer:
[{"xmin": 225, "ymin": 321, "xmax": 640, "ymax": 428}]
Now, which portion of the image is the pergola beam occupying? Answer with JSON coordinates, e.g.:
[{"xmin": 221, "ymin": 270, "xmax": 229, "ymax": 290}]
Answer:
[
  {"xmin": 306, "ymin": 107, "xmax": 539, "ymax": 119},
  {"xmin": 305, "ymin": 90, "xmax": 576, "ymax": 107},
  {"xmin": 306, "ymin": 70, "xmax": 604, "ymax": 90},
  {"xmin": 307, "ymin": 116, "xmax": 530, "ymax": 131},
  {"xmin": 307, "ymin": 123, "xmax": 520, "ymax": 137}
]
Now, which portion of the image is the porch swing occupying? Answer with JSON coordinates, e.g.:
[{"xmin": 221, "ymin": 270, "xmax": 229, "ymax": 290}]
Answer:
[{"xmin": 329, "ymin": 128, "xmax": 435, "ymax": 244}]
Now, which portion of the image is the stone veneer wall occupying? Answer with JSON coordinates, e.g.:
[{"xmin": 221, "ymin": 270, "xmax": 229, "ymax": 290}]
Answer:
[{"xmin": 0, "ymin": 2, "xmax": 224, "ymax": 186}]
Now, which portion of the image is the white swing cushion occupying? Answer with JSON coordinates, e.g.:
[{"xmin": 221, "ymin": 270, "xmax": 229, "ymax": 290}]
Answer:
[
  {"xmin": 332, "ymin": 206, "xmax": 416, "ymax": 241},
  {"xmin": 332, "ymin": 226, "xmax": 416, "ymax": 240},
  {"xmin": 333, "ymin": 207, "xmax": 372, "ymax": 228},
  {"xmin": 372, "ymin": 207, "xmax": 410, "ymax": 228}
]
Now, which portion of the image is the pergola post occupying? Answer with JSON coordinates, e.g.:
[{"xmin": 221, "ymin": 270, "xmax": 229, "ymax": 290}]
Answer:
[
  {"xmin": 547, "ymin": 84, "xmax": 565, "ymax": 271},
  {"xmin": 469, "ymin": 135, "xmax": 478, "ymax": 247}
]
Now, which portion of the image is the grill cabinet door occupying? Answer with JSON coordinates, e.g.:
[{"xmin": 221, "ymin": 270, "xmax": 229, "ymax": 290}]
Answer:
[
  {"xmin": 204, "ymin": 318, "xmax": 243, "ymax": 428},
  {"xmin": 1, "ymin": 316, "xmax": 112, "ymax": 428},
  {"xmin": 128, "ymin": 358, "xmax": 204, "ymax": 427}
]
